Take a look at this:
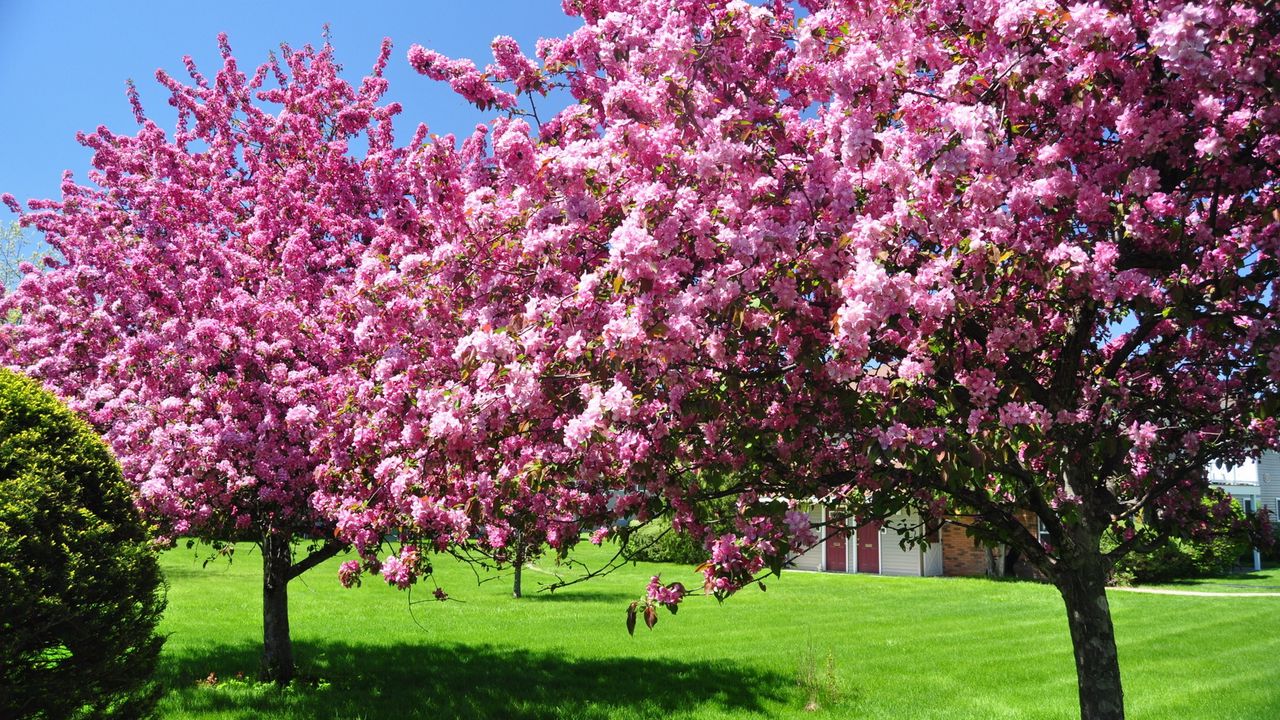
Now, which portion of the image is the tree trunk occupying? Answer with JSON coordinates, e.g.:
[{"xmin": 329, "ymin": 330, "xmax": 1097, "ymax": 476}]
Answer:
[
  {"xmin": 260, "ymin": 531, "xmax": 294, "ymax": 684},
  {"xmin": 1055, "ymin": 559, "xmax": 1125, "ymax": 720},
  {"xmin": 1003, "ymin": 546, "xmax": 1021, "ymax": 577},
  {"xmin": 984, "ymin": 546, "xmax": 1002, "ymax": 577},
  {"xmin": 512, "ymin": 533, "xmax": 525, "ymax": 599}
]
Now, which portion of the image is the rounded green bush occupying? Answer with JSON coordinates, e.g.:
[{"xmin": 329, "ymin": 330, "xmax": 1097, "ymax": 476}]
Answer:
[
  {"xmin": 624, "ymin": 519, "xmax": 711, "ymax": 565},
  {"xmin": 0, "ymin": 370, "xmax": 165, "ymax": 719}
]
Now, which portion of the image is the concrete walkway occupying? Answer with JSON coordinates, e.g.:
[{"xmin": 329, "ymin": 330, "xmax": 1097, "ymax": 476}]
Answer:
[{"xmin": 1109, "ymin": 586, "xmax": 1280, "ymax": 598}]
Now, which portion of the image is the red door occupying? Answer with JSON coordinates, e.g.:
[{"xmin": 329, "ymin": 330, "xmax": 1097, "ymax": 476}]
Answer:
[
  {"xmin": 856, "ymin": 522, "xmax": 880, "ymax": 574},
  {"xmin": 825, "ymin": 525, "xmax": 847, "ymax": 572}
]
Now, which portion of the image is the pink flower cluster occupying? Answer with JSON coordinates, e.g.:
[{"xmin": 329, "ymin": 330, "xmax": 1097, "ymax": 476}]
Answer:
[{"xmin": 645, "ymin": 575, "xmax": 685, "ymax": 606}]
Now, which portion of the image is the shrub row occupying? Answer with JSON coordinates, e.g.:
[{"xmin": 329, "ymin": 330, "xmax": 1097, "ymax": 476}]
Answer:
[{"xmin": 1104, "ymin": 516, "xmax": 1252, "ymax": 586}]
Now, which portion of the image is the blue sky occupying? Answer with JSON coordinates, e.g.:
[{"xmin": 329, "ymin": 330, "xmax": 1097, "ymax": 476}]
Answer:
[{"xmin": 0, "ymin": 1, "xmax": 579, "ymax": 231}]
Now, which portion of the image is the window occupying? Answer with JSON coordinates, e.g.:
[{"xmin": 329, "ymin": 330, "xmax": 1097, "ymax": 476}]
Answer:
[
  {"xmin": 1244, "ymin": 498, "xmax": 1255, "ymax": 514},
  {"xmin": 1037, "ymin": 518, "xmax": 1052, "ymax": 547}
]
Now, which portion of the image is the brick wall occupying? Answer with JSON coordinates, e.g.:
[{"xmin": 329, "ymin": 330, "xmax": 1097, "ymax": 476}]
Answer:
[
  {"xmin": 941, "ymin": 521, "xmax": 998, "ymax": 576},
  {"xmin": 941, "ymin": 512, "xmax": 1042, "ymax": 578}
]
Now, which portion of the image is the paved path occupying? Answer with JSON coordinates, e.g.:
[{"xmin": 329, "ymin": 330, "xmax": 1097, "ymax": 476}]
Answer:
[{"xmin": 1109, "ymin": 586, "xmax": 1280, "ymax": 597}]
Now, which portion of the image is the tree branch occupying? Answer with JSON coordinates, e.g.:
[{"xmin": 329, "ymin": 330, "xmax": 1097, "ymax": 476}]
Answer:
[{"xmin": 288, "ymin": 538, "xmax": 347, "ymax": 580}]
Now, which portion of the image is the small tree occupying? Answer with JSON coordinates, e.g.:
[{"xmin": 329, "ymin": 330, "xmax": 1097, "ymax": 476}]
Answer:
[
  {"xmin": 0, "ymin": 37, "xmax": 413, "ymax": 683},
  {"xmin": 0, "ymin": 369, "xmax": 165, "ymax": 720},
  {"xmin": 0, "ymin": 221, "xmax": 26, "ymax": 291},
  {"xmin": 0, "ymin": 221, "xmax": 46, "ymax": 292}
]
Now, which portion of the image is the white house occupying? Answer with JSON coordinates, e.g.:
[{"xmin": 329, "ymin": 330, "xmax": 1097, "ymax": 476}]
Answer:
[
  {"xmin": 1208, "ymin": 450, "xmax": 1279, "ymax": 571},
  {"xmin": 1209, "ymin": 451, "xmax": 1280, "ymax": 518}
]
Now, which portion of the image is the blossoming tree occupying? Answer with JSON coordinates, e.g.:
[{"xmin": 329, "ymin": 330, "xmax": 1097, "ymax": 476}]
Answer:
[
  {"xmin": 323, "ymin": 2, "xmax": 1278, "ymax": 719},
  {"xmin": 0, "ymin": 37, "xmax": 415, "ymax": 683}
]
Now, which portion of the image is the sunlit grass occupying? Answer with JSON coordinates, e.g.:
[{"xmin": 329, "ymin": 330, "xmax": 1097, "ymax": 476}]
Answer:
[{"xmin": 155, "ymin": 543, "xmax": 1280, "ymax": 719}]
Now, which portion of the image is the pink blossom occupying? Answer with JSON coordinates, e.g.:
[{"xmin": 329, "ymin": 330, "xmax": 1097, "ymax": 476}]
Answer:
[
  {"xmin": 563, "ymin": 386, "xmax": 604, "ymax": 447},
  {"xmin": 486, "ymin": 525, "xmax": 510, "ymax": 548},
  {"xmin": 285, "ymin": 404, "xmax": 319, "ymax": 427},
  {"xmin": 338, "ymin": 560, "xmax": 362, "ymax": 589},
  {"xmin": 710, "ymin": 535, "xmax": 741, "ymax": 567},
  {"xmin": 646, "ymin": 575, "xmax": 685, "ymax": 606},
  {"xmin": 1125, "ymin": 421, "xmax": 1160, "ymax": 453},
  {"xmin": 381, "ymin": 554, "xmax": 413, "ymax": 589},
  {"xmin": 1149, "ymin": 4, "xmax": 1210, "ymax": 66}
]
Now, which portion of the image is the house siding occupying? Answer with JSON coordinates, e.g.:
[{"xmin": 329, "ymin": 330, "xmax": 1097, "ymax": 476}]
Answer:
[
  {"xmin": 879, "ymin": 527, "xmax": 920, "ymax": 576},
  {"xmin": 1260, "ymin": 452, "xmax": 1280, "ymax": 517},
  {"xmin": 922, "ymin": 540, "xmax": 944, "ymax": 576},
  {"xmin": 790, "ymin": 544, "xmax": 824, "ymax": 572},
  {"xmin": 879, "ymin": 511, "xmax": 942, "ymax": 576},
  {"xmin": 880, "ymin": 544, "xmax": 919, "ymax": 575},
  {"xmin": 1210, "ymin": 451, "xmax": 1280, "ymax": 518},
  {"xmin": 788, "ymin": 505, "xmax": 825, "ymax": 572}
]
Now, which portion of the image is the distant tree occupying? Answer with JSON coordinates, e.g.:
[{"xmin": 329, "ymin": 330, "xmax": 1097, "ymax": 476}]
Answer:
[
  {"xmin": 0, "ymin": 221, "xmax": 23, "ymax": 290},
  {"xmin": 317, "ymin": 3, "xmax": 1279, "ymax": 720},
  {"xmin": 0, "ymin": 368, "xmax": 165, "ymax": 720},
  {"xmin": 0, "ymin": 37, "xmax": 414, "ymax": 683},
  {"xmin": 0, "ymin": 221, "xmax": 45, "ymax": 292}
]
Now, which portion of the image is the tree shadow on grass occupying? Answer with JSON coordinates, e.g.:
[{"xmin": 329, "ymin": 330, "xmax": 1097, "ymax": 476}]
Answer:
[
  {"xmin": 1159, "ymin": 568, "xmax": 1280, "ymax": 588},
  {"xmin": 159, "ymin": 641, "xmax": 794, "ymax": 720},
  {"xmin": 517, "ymin": 589, "xmax": 638, "ymax": 603}
]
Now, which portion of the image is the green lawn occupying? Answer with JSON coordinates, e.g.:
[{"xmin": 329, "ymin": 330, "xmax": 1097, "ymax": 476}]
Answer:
[
  {"xmin": 1141, "ymin": 565, "xmax": 1280, "ymax": 593},
  {"xmin": 156, "ymin": 543, "xmax": 1280, "ymax": 719}
]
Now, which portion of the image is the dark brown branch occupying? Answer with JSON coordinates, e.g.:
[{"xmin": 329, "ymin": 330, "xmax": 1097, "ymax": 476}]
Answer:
[
  {"xmin": 926, "ymin": 477, "xmax": 1051, "ymax": 568},
  {"xmin": 1102, "ymin": 315, "xmax": 1161, "ymax": 379},
  {"xmin": 287, "ymin": 538, "xmax": 347, "ymax": 580},
  {"xmin": 1051, "ymin": 300, "xmax": 1096, "ymax": 399}
]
